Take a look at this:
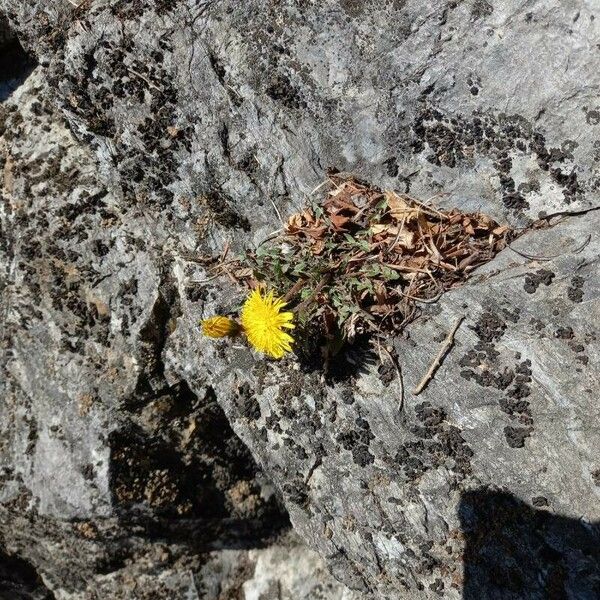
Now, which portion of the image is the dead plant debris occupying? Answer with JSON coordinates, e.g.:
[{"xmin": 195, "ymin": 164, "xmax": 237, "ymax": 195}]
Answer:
[
  {"xmin": 201, "ymin": 174, "xmax": 514, "ymax": 356},
  {"xmin": 413, "ymin": 316, "xmax": 464, "ymax": 396}
]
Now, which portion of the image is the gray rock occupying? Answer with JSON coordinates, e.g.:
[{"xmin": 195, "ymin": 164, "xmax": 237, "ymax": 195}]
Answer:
[
  {"xmin": 169, "ymin": 212, "xmax": 599, "ymax": 598},
  {"xmin": 49, "ymin": 531, "xmax": 359, "ymax": 600},
  {"xmin": 3, "ymin": 0, "xmax": 598, "ymax": 237},
  {"xmin": 1, "ymin": 68, "xmax": 350, "ymax": 600},
  {"xmin": 1, "ymin": 1, "xmax": 600, "ymax": 598},
  {"xmin": 196, "ymin": 532, "xmax": 361, "ymax": 600}
]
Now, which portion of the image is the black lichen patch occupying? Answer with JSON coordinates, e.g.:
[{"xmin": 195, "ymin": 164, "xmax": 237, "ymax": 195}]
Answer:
[
  {"xmin": 340, "ymin": 0, "xmax": 368, "ymax": 18},
  {"xmin": 235, "ymin": 382, "xmax": 261, "ymax": 421},
  {"xmin": 471, "ymin": 311, "xmax": 507, "ymax": 343},
  {"xmin": 501, "ymin": 360, "xmax": 533, "ymax": 428},
  {"xmin": 429, "ymin": 578, "xmax": 445, "ymax": 596},
  {"xmin": 1, "ymin": 96, "xmax": 122, "ymax": 352},
  {"xmin": 337, "ymin": 417, "xmax": 376, "ymax": 467},
  {"xmin": 470, "ymin": 0, "xmax": 493, "ymax": 20},
  {"xmin": 153, "ymin": 0, "xmax": 179, "ymax": 15},
  {"xmin": 52, "ymin": 19, "xmax": 192, "ymax": 208},
  {"xmin": 584, "ymin": 107, "xmax": 600, "ymax": 126},
  {"xmin": 554, "ymin": 326, "xmax": 574, "ymax": 340},
  {"xmin": 504, "ymin": 425, "xmax": 532, "ymax": 448},
  {"xmin": 466, "ymin": 74, "xmax": 482, "ymax": 96},
  {"xmin": 524, "ymin": 269, "xmax": 555, "ymax": 294},
  {"xmin": 109, "ymin": 0, "xmax": 148, "ymax": 20},
  {"xmin": 282, "ymin": 478, "xmax": 310, "ymax": 509},
  {"xmin": 460, "ymin": 362, "xmax": 512, "ymax": 390},
  {"xmin": 415, "ymin": 401, "xmax": 446, "ymax": 428},
  {"xmin": 459, "ymin": 310, "xmax": 509, "ymax": 388},
  {"xmin": 276, "ymin": 377, "xmax": 304, "ymax": 403},
  {"xmin": 378, "ymin": 360, "xmax": 396, "ymax": 385},
  {"xmin": 383, "ymin": 156, "xmax": 400, "ymax": 177},
  {"xmin": 567, "ymin": 275, "xmax": 584, "ymax": 303},
  {"xmin": 532, "ymin": 496, "xmax": 549, "ymax": 507},
  {"xmin": 569, "ymin": 341, "xmax": 585, "ymax": 353},
  {"xmin": 459, "ymin": 308, "xmax": 536, "ymax": 448},
  {"xmin": 185, "ymin": 284, "xmax": 208, "ymax": 303},
  {"xmin": 266, "ymin": 72, "xmax": 307, "ymax": 110},
  {"xmin": 411, "ymin": 106, "xmax": 584, "ymax": 209},
  {"xmin": 204, "ymin": 190, "xmax": 251, "ymax": 231},
  {"xmin": 392, "ymin": 402, "xmax": 473, "ymax": 482}
]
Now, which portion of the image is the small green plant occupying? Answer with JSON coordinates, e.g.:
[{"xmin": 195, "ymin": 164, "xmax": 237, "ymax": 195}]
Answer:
[{"xmin": 202, "ymin": 174, "xmax": 513, "ymax": 361}]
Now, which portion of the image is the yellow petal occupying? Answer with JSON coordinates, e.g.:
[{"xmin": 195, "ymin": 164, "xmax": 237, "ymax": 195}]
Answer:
[
  {"xmin": 241, "ymin": 288, "xmax": 296, "ymax": 359},
  {"xmin": 201, "ymin": 316, "xmax": 238, "ymax": 338}
]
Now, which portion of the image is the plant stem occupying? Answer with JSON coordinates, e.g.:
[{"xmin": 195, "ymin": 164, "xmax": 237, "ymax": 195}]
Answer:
[
  {"xmin": 282, "ymin": 278, "xmax": 307, "ymax": 303},
  {"xmin": 293, "ymin": 273, "xmax": 332, "ymax": 314}
]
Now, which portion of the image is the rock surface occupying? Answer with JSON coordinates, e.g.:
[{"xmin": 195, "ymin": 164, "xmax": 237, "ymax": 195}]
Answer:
[
  {"xmin": 0, "ymin": 66, "xmax": 358, "ymax": 599},
  {"xmin": 4, "ymin": 0, "xmax": 599, "ymax": 232},
  {"xmin": 179, "ymin": 214, "xmax": 599, "ymax": 598},
  {"xmin": 1, "ymin": 0, "xmax": 599, "ymax": 598}
]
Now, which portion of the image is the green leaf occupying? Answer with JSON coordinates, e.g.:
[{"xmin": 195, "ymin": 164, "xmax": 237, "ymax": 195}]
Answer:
[
  {"xmin": 380, "ymin": 266, "xmax": 400, "ymax": 281},
  {"xmin": 355, "ymin": 279, "xmax": 374, "ymax": 293},
  {"xmin": 362, "ymin": 264, "xmax": 381, "ymax": 278},
  {"xmin": 300, "ymin": 287, "xmax": 313, "ymax": 300},
  {"xmin": 292, "ymin": 261, "xmax": 308, "ymax": 276}
]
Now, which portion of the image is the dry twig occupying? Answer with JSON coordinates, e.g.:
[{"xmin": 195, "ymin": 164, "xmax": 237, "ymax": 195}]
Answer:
[
  {"xmin": 413, "ymin": 316, "xmax": 464, "ymax": 395},
  {"xmin": 508, "ymin": 233, "xmax": 592, "ymax": 262}
]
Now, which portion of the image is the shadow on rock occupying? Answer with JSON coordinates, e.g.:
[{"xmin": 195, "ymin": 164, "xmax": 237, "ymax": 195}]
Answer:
[
  {"xmin": 109, "ymin": 382, "xmax": 290, "ymax": 552},
  {"xmin": 460, "ymin": 489, "xmax": 600, "ymax": 599},
  {"xmin": 0, "ymin": 547, "xmax": 54, "ymax": 600},
  {"xmin": 295, "ymin": 328, "xmax": 378, "ymax": 384},
  {"xmin": 0, "ymin": 31, "xmax": 36, "ymax": 101}
]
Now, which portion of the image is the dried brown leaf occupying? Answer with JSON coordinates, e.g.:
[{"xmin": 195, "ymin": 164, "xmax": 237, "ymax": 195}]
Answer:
[
  {"xmin": 492, "ymin": 225, "xmax": 510, "ymax": 236},
  {"xmin": 385, "ymin": 191, "xmax": 421, "ymax": 222},
  {"xmin": 312, "ymin": 239, "xmax": 326, "ymax": 255},
  {"xmin": 374, "ymin": 281, "xmax": 388, "ymax": 305},
  {"xmin": 371, "ymin": 223, "xmax": 416, "ymax": 249},
  {"xmin": 233, "ymin": 267, "xmax": 254, "ymax": 279},
  {"xmin": 369, "ymin": 304, "xmax": 395, "ymax": 315},
  {"xmin": 330, "ymin": 213, "xmax": 351, "ymax": 230},
  {"xmin": 303, "ymin": 226, "xmax": 327, "ymax": 239}
]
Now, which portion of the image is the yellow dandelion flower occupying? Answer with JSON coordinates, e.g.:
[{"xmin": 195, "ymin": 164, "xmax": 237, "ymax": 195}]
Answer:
[
  {"xmin": 201, "ymin": 316, "xmax": 239, "ymax": 338},
  {"xmin": 241, "ymin": 288, "xmax": 295, "ymax": 359}
]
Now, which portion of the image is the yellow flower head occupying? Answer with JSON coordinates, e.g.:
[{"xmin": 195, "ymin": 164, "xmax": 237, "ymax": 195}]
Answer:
[
  {"xmin": 241, "ymin": 289, "xmax": 295, "ymax": 359},
  {"xmin": 201, "ymin": 316, "xmax": 239, "ymax": 338}
]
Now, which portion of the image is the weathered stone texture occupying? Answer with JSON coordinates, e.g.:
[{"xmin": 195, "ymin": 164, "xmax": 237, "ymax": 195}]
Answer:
[
  {"xmin": 1, "ymin": 69, "xmax": 353, "ymax": 600},
  {"xmin": 1, "ymin": 0, "xmax": 599, "ymax": 598},
  {"xmin": 172, "ymin": 214, "xmax": 599, "ymax": 598}
]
